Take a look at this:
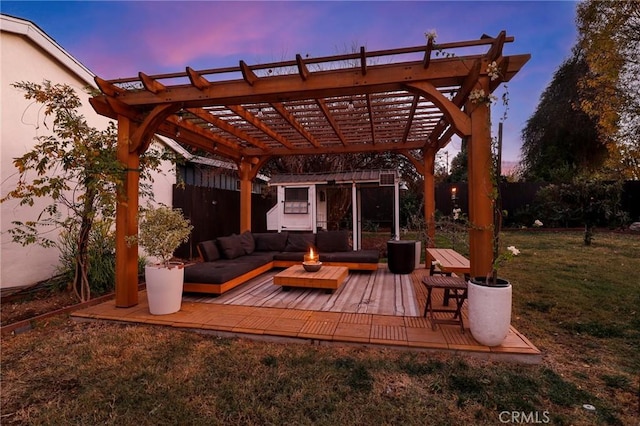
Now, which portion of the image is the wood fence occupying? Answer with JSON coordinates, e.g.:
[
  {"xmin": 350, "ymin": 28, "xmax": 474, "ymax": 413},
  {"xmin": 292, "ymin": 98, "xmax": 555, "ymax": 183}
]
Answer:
[{"xmin": 172, "ymin": 185, "xmax": 275, "ymax": 259}]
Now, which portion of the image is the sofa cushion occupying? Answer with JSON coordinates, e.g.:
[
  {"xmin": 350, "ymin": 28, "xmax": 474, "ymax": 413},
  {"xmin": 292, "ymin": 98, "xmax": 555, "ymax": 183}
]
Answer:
[
  {"xmin": 184, "ymin": 259, "xmax": 263, "ymax": 284},
  {"xmin": 273, "ymin": 251, "xmax": 305, "ymax": 262},
  {"xmin": 284, "ymin": 233, "xmax": 316, "ymax": 252},
  {"xmin": 239, "ymin": 230, "xmax": 255, "ymax": 254},
  {"xmin": 198, "ymin": 240, "xmax": 220, "ymax": 262},
  {"xmin": 316, "ymin": 230, "xmax": 351, "ymax": 252},
  {"xmin": 216, "ymin": 234, "xmax": 245, "ymax": 259},
  {"xmin": 253, "ymin": 232, "xmax": 289, "ymax": 252}
]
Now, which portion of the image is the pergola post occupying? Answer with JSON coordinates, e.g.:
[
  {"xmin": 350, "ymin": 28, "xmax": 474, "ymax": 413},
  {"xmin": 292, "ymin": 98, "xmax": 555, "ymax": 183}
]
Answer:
[
  {"xmin": 467, "ymin": 76, "xmax": 495, "ymax": 278},
  {"xmin": 423, "ymin": 149, "xmax": 436, "ymax": 249},
  {"xmin": 238, "ymin": 159, "xmax": 253, "ymax": 232},
  {"xmin": 115, "ymin": 116, "xmax": 140, "ymax": 307}
]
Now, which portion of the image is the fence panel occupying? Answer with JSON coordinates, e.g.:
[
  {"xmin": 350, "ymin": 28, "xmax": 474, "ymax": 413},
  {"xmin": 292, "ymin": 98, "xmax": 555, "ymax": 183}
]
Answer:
[{"xmin": 172, "ymin": 185, "xmax": 275, "ymax": 259}]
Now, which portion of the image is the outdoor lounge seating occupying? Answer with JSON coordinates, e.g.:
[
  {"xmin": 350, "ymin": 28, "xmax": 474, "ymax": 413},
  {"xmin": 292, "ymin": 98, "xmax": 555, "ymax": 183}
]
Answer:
[{"xmin": 183, "ymin": 230, "xmax": 379, "ymax": 295}]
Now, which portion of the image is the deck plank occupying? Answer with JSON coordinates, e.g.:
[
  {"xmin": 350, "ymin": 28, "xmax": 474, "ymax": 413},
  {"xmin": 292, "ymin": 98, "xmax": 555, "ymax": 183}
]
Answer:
[{"xmin": 183, "ymin": 267, "xmax": 420, "ymax": 317}]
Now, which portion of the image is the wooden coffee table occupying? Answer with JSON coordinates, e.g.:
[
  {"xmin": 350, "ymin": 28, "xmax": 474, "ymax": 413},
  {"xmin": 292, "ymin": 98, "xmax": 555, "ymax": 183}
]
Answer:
[{"xmin": 273, "ymin": 265, "xmax": 348, "ymax": 294}]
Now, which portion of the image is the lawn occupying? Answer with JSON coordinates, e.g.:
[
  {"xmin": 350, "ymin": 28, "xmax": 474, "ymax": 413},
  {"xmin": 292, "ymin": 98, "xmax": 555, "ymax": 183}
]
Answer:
[{"xmin": 1, "ymin": 231, "xmax": 638, "ymax": 425}]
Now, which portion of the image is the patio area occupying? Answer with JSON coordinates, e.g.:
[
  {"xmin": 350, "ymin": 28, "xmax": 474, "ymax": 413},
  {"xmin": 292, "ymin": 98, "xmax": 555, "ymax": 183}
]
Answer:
[{"xmin": 71, "ymin": 266, "xmax": 541, "ymax": 364}]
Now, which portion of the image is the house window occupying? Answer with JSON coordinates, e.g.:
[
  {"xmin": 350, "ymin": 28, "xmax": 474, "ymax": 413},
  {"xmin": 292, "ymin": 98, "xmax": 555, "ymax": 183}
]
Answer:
[{"xmin": 284, "ymin": 187, "xmax": 309, "ymax": 214}]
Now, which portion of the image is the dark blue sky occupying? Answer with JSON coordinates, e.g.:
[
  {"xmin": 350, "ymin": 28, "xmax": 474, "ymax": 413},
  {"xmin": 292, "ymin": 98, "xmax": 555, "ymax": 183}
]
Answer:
[{"xmin": 1, "ymin": 1, "xmax": 578, "ymax": 163}]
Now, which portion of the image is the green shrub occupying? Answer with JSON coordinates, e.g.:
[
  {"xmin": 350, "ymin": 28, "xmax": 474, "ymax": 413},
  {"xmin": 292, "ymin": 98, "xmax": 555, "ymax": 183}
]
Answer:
[
  {"xmin": 534, "ymin": 179, "xmax": 627, "ymax": 244},
  {"xmin": 56, "ymin": 220, "xmax": 116, "ymax": 296}
]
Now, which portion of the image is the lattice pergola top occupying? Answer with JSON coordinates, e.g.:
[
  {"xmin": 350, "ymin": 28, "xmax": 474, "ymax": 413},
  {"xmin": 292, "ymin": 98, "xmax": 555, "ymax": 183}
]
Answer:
[{"xmin": 90, "ymin": 31, "xmax": 530, "ymax": 165}]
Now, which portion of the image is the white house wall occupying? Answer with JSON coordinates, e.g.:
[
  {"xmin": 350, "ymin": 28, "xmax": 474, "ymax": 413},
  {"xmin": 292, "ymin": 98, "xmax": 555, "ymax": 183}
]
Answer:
[
  {"xmin": 1, "ymin": 17, "xmax": 175, "ymax": 288},
  {"xmin": 275, "ymin": 185, "xmax": 315, "ymax": 232}
]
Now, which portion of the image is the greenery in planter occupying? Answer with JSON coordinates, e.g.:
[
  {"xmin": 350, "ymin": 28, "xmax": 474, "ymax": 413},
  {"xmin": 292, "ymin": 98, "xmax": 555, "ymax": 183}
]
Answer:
[{"xmin": 133, "ymin": 206, "xmax": 193, "ymax": 268}]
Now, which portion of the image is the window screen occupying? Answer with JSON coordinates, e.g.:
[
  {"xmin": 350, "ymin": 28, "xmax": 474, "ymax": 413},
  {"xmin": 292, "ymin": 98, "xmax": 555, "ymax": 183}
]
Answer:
[{"xmin": 284, "ymin": 187, "xmax": 309, "ymax": 214}]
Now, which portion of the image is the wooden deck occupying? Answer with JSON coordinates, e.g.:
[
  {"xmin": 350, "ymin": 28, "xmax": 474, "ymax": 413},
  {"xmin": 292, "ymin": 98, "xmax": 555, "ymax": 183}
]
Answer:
[{"xmin": 71, "ymin": 265, "xmax": 541, "ymax": 363}]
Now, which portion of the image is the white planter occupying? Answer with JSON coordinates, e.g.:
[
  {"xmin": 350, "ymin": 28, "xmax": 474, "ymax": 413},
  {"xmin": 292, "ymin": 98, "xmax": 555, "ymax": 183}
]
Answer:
[
  {"xmin": 467, "ymin": 277, "xmax": 512, "ymax": 347},
  {"xmin": 144, "ymin": 263, "xmax": 184, "ymax": 315}
]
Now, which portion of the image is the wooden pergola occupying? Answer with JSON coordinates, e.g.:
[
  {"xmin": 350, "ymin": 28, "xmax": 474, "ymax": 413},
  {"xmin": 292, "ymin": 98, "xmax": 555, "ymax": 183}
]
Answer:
[{"xmin": 90, "ymin": 31, "xmax": 530, "ymax": 308}]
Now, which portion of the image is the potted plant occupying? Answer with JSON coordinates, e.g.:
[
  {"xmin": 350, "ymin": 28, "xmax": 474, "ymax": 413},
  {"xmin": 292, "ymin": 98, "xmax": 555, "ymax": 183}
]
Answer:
[
  {"xmin": 467, "ymin": 243, "xmax": 520, "ymax": 346},
  {"xmin": 134, "ymin": 206, "xmax": 193, "ymax": 315}
]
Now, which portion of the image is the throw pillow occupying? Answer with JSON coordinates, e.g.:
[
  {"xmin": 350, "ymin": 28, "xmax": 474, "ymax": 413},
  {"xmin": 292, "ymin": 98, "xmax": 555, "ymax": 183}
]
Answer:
[
  {"xmin": 216, "ymin": 234, "xmax": 245, "ymax": 259},
  {"xmin": 284, "ymin": 233, "xmax": 316, "ymax": 252},
  {"xmin": 198, "ymin": 240, "xmax": 220, "ymax": 262},
  {"xmin": 239, "ymin": 230, "xmax": 255, "ymax": 254},
  {"xmin": 253, "ymin": 232, "xmax": 289, "ymax": 252}
]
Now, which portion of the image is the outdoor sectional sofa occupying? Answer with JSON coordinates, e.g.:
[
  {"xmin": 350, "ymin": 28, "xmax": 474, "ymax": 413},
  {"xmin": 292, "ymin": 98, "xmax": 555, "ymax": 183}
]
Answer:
[{"xmin": 183, "ymin": 230, "xmax": 379, "ymax": 295}]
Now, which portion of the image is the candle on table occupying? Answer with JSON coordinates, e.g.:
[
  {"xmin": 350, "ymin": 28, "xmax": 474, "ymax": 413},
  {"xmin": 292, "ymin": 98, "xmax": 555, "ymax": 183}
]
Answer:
[{"xmin": 304, "ymin": 247, "xmax": 318, "ymax": 263}]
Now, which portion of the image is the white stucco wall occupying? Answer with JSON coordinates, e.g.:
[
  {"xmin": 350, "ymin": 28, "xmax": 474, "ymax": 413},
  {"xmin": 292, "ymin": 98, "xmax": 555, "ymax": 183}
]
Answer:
[{"xmin": 1, "ymin": 16, "xmax": 175, "ymax": 288}]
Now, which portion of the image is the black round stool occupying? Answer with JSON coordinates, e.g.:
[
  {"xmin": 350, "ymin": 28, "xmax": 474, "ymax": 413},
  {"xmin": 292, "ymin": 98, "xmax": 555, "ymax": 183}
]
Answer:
[{"xmin": 387, "ymin": 240, "xmax": 416, "ymax": 274}]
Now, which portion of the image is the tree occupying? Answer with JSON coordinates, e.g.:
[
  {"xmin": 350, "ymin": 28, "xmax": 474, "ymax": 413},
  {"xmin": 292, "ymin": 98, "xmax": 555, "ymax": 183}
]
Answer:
[
  {"xmin": 576, "ymin": 1, "xmax": 640, "ymax": 179},
  {"xmin": 1, "ymin": 81, "xmax": 171, "ymax": 302},
  {"xmin": 519, "ymin": 51, "xmax": 606, "ymax": 182},
  {"xmin": 447, "ymin": 141, "xmax": 468, "ymax": 183}
]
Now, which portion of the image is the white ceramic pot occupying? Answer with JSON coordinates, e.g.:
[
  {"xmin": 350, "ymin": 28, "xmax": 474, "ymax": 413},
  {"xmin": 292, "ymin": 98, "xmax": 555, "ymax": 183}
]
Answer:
[
  {"xmin": 467, "ymin": 277, "xmax": 512, "ymax": 347},
  {"xmin": 144, "ymin": 263, "xmax": 184, "ymax": 315}
]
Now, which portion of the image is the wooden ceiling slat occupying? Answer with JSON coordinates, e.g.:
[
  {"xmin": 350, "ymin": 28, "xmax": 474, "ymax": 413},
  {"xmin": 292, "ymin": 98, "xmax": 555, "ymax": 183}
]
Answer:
[
  {"xmin": 271, "ymin": 102, "xmax": 322, "ymax": 148},
  {"xmin": 316, "ymin": 99, "xmax": 348, "ymax": 146},
  {"xmin": 167, "ymin": 115, "xmax": 245, "ymax": 154},
  {"xmin": 187, "ymin": 108, "xmax": 269, "ymax": 150},
  {"xmin": 226, "ymin": 104, "xmax": 296, "ymax": 149},
  {"xmin": 402, "ymin": 95, "xmax": 420, "ymax": 142},
  {"xmin": 365, "ymin": 94, "xmax": 376, "ymax": 145},
  {"xmin": 157, "ymin": 122, "xmax": 241, "ymax": 161}
]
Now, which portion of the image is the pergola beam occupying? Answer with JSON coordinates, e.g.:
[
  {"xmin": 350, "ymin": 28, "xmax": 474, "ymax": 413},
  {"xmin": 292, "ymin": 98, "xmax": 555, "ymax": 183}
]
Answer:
[
  {"xmin": 139, "ymin": 72, "xmax": 166, "ymax": 94},
  {"xmin": 365, "ymin": 94, "xmax": 376, "ymax": 145},
  {"xmin": 243, "ymin": 139, "xmax": 426, "ymax": 157},
  {"xmin": 271, "ymin": 102, "xmax": 322, "ymax": 148},
  {"xmin": 296, "ymin": 54, "xmax": 310, "ymax": 81},
  {"xmin": 226, "ymin": 104, "xmax": 296, "ymax": 149},
  {"xmin": 186, "ymin": 66, "xmax": 212, "ymax": 90},
  {"xmin": 187, "ymin": 107, "xmax": 270, "ymax": 150},
  {"xmin": 98, "ymin": 57, "xmax": 515, "ymax": 107},
  {"xmin": 316, "ymin": 99, "xmax": 349, "ymax": 146},
  {"xmin": 240, "ymin": 60, "xmax": 259, "ymax": 86}
]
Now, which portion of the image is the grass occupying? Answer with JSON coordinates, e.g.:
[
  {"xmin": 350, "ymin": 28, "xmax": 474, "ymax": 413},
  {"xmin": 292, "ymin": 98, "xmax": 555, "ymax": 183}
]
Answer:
[{"xmin": 2, "ymin": 231, "xmax": 639, "ymax": 425}]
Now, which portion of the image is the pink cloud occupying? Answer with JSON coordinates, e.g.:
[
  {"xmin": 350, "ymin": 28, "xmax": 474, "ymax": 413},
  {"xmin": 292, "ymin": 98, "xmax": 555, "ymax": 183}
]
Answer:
[{"xmin": 132, "ymin": 2, "xmax": 320, "ymax": 70}]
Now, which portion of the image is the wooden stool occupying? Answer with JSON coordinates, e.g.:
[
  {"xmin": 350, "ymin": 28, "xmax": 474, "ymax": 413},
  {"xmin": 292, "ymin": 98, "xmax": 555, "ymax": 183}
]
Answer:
[{"xmin": 422, "ymin": 275, "xmax": 468, "ymax": 332}]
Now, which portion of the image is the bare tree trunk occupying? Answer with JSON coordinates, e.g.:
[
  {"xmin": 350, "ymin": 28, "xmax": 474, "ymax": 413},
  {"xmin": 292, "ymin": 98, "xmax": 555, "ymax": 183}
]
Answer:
[{"xmin": 73, "ymin": 187, "xmax": 96, "ymax": 302}]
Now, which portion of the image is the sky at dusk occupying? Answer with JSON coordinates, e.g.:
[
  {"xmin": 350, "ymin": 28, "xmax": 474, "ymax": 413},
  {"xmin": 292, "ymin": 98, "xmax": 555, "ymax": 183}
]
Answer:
[{"xmin": 1, "ymin": 1, "xmax": 579, "ymax": 165}]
